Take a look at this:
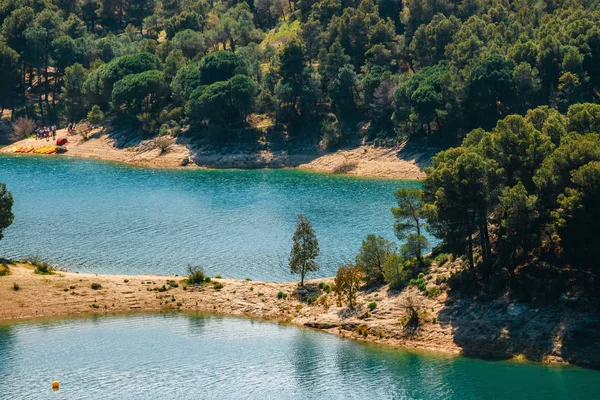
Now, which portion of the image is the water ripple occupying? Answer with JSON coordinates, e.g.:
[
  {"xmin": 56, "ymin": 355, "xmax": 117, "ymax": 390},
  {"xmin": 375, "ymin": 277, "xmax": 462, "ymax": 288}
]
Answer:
[{"xmin": 0, "ymin": 156, "xmax": 428, "ymax": 280}]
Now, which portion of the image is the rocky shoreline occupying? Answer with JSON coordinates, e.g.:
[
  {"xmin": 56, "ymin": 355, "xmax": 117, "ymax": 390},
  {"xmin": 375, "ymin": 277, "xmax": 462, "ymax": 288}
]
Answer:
[
  {"xmin": 1, "ymin": 129, "xmax": 428, "ymax": 179},
  {"xmin": 1, "ymin": 263, "xmax": 598, "ymax": 369}
]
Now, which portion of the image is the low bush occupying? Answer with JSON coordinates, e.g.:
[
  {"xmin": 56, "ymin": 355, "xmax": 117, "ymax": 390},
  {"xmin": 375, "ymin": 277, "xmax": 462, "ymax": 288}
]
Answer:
[
  {"xmin": 29, "ymin": 254, "xmax": 54, "ymax": 275},
  {"xmin": 426, "ymin": 286, "xmax": 441, "ymax": 297},
  {"xmin": 356, "ymin": 325, "xmax": 369, "ymax": 337},
  {"xmin": 204, "ymin": 277, "xmax": 211, "ymax": 283},
  {"xmin": 277, "ymin": 291, "xmax": 287, "ymax": 299},
  {"xmin": 214, "ymin": 275, "xmax": 223, "ymax": 279},
  {"xmin": 13, "ymin": 282, "xmax": 20, "ymax": 291},
  {"xmin": 434, "ymin": 253, "xmax": 450, "ymax": 266},
  {"xmin": 90, "ymin": 283, "xmax": 102, "ymax": 290},
  {"xmin": 91, "ymin": 303, "xmax": 99, "ymax": 309},
  {"xmin": 306, "ymin": 294, "xmax": 319, "ymax": 304},
  {"xmin": 409, "ymin": 277, "xmax": 427, "ymax": 292},
  {"xmin": 0, "ymin": 264, "xmax": 9, "ymax": 276},
  {"xmin": 213, "ymin": 281, "xmax": 224, "ymax": 290},
  {"xmin": 367, "ymin": 302, "xmax": 377, "ymax": 311},
  {"xmin": 154, "ymin": 136, "xmax": 171, "ymax": 153},
  {"xmin": 186, "ymin": 265, "xmax": 206, "ymax": 285},
  {"xmin": 157, "ymin": 285, "xmax": 167, "ymax": 292}
]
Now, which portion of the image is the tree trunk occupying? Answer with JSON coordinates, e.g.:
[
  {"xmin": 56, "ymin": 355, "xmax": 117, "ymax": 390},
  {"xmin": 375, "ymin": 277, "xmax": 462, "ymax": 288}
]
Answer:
[{"xmin": 467, "ymin": 215, "xmax": 474, "ymax": 269}]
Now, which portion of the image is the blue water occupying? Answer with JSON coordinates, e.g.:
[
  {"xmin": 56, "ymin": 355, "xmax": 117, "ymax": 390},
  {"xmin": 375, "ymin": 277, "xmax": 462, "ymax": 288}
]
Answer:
[
  {"xmin": 0, "ymin": 313, "xmax": 598, "ymax": 400},
  {"xmin": 0, "ymin": 155, "xmax": 426, "ymax": 280}
]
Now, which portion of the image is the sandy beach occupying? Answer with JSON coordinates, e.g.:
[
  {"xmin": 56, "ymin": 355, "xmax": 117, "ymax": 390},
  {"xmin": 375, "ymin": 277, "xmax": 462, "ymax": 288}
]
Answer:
[{"xmin": 1, "ymin": 128, "xmax": 428, "ymax": 179}]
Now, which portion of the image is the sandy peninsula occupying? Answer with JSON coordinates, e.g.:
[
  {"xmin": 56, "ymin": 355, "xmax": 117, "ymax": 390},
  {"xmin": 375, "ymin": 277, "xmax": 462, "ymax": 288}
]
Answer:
[
  {"xmin": 2, "ymin": 263, "xmax": 599, "ymax": 368},
  {"xmin": 1, "ymin": 128, "xmax": 429, "ymax": 179}
]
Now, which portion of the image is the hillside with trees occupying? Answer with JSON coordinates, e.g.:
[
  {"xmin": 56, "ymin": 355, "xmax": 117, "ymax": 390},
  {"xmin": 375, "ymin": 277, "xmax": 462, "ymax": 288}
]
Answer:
[{"xmin": 1, "ymin": 0, "xmax": 599, "ymax": 149}]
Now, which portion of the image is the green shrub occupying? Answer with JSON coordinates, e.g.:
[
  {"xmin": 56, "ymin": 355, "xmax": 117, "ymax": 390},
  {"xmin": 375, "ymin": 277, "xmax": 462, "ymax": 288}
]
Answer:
[
  {"xmin": 434, "ymin": 253, "xmax": 450, "ymax": 266},
  {"xmin": 277, "ymin": 291, "xmax": 287, "ymax": 299},
  {"xmin": 258, "ymin": 292, "xmax": 264, "ymax": 297},
  {"xmin": 124, "ymin": 279, "xmax": 129, "ymax": 283},
  {"xmin": 245, "ymin": 278, "xmax": 252, "ymax": 281},
  {"xmin": 383, "ymin": 253, "xmax": 412, "ymax": 289},
  {"xmin": 213, "ymin": 281, "xmax": 224, "ymax": 290},
  {"xmin": 157, "ymin": 285, "xmax": 167, "ymax": 292},
  {"xmin": 13, "ymin": 282, "xmax": 20, "ymax": 291},
  {"xmin": 69, "ymin": 285, "xmax": 76, "ymax": 289},
  {"xmin": 214, "ymin": 275, "xmax": 223, "ymax": 279},
  {"xmin": 318, "ymin": 282, "xmax": 325, "ymax": 289},
  {"xmin": 168, "ymin": 280, "xmax": 179, "ymax": 288},
  {"xmin": 91, "ymin": 303, "xmax": 99, "ymax": 309},
  {"xmin": 0, "ymin": 264, "xmax": 10, "ymax": 276},
  {"xmin": 204, "ymin": 277, "xmax": 211, "ymax": 283},
  {"xmin": 90, "ymin": 283, "xmax": 102, "ymax": 290},
  {"xmin": 426, "ymin": 286, "xmax": 441, "ymax": 297},
  {"xmin": 187, "ymin": 265, "xmax": 206, "ymax": 285},
  {"xmin": 177, "ymin": 302, "xmax": 182, "ymax": 307},
  {"xmin": 323, "ymin": 284, "xmax": 331, "ymax": 293},
  {"xmin": 29, "ymin": 254, "xmax": 54, "ymax": 275},
  {"xmin": 368, "ymin": 302, "xmax": 377, "ymax": 311},
  {"xmin": 409, "ymin": 278, "xmax": 427, "ymax": 292},
  {"xmin": 306, "ymin": 294, "xmax": 319, "ymax": 305}
]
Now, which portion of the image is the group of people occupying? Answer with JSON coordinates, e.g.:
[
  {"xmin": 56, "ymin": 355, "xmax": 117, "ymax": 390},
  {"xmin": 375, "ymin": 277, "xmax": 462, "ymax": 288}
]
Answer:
[
  {"xmin": 35, "ymin": 125, "xmax": 56, "ymax": 141},
  {"xmin": 67, "ymin": 122, "xmax": 76, "ymax": 134}
]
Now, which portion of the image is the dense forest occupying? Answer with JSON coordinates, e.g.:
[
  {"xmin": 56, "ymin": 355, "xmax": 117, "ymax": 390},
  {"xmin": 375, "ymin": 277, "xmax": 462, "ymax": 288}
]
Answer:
[
  {"xmin": 387, "ymin": 104, "xmax": 600, "ymax": 304},
  {"xmin": 2, "ymin": 0, "xmax": 600, "ymax": 301},
  {"xmin": 1, "ymin": 0, "xmax": 600, "ymax": 147}
]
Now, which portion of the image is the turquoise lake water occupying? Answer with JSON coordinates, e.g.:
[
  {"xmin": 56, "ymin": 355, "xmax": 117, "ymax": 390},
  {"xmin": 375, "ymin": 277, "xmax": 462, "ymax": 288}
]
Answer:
[
  {"xmin": 0, "ymin": 313, "xmax": 598, "ymax": 400},
  {"xmin": 0, "ymin": 155, "xmax": 425, "ymax": 280}
]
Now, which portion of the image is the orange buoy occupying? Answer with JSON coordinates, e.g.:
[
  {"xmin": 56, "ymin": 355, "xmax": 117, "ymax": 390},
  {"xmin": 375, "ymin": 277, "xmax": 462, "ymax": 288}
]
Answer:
[{"xmin": 52, "ymin": 381, "xmax": 60, "ymax": 390}]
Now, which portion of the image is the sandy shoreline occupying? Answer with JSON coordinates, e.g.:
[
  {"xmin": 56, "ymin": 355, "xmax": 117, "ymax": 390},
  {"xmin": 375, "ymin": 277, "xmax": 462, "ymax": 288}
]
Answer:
[
  {"xmin": 1, "ymin": 128, "xmax": 428, "ymax": 179},
  {"xmin": 2, "ymin": 263, "xmax": 599, "ymax": 367}
]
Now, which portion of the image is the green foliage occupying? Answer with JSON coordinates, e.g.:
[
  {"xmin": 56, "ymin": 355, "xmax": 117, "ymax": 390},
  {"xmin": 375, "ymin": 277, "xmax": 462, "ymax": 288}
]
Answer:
[
  {"xmin": 187, "ymin": 74, "xmax": 258, "ymax": 130},
  {"xmin": 289, "ymin": 214, "xmax": 320, "ymax": 286},
  {"xmin": 367, "ymin": 302, "xmax": 377, "ymax": 311},
  {"xmin": 90, "ymin": 283, "xmax": 102, "ymax": 290},
  {"xmin": 0, "ymin": 184, "xmax": 14, "ymax": 242},
  {"xmin": 383, "ymin": 252, "xmax": 411, "ymax": 289},
  {"xmin": 425, "ymin": 103, "xmax": 600, "ymax": 298},
  {"xmin": 355, "ymin": 234, "xmax": 395, "ymax": 284},
  {"xmin": 87, "ymin": 105, "xmax": 104, "ymax": 126},
  {"xmin": 392, "ymin": 187, "xmax": 428, "ymax": 261},
  {"xmin": 199, "ymin": 51, "xmax": 249, "ymax": 86},
  {"xmin": 12, "ymin": 282, "xmax": 20, "ymax": 291},
  {"xmin": 186, "ymin": 265, "xmax": 206, "ymax": 285},
  {"xmin": 112, "ymin": 70, "xmax": 167, "ymax": 113},
  {"xmin": 277, "ymin": 291, "xmax": 287, "ymax": 299}
]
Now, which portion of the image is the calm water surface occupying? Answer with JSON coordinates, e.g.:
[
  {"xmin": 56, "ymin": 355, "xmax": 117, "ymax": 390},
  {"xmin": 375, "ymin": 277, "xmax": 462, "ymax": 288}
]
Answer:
[
  {"xmin": 0, "ymin": 155, "xmax": 426, "ymax": 280},
  {"xmin": 0, "ymin": 313, "xmax": 598, "ymax": 400}
]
